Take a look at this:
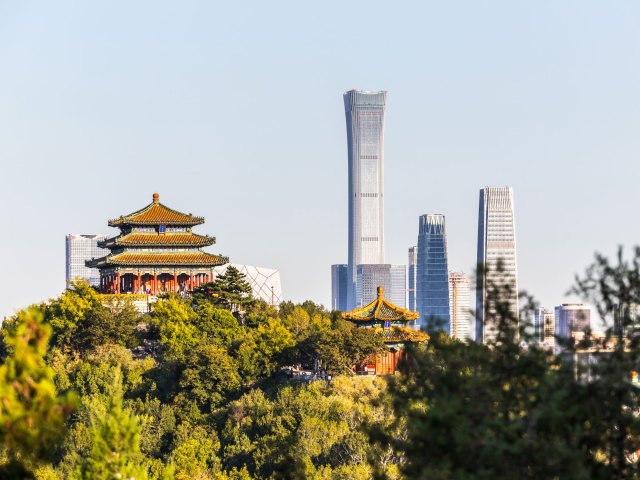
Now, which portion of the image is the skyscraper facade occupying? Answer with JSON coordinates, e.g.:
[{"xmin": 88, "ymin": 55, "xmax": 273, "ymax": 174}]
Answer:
[
  {"xmin": 344, "ymin": 89, "xmax": 387, "ymax": 310},
  {"xmin": 534, "ymin": 308, "xmax": 555, "ymax": 350},
  {"xmin": 416, "ymin": 214, "xmax": 450, "ymax": 331},
  {"xmin": 476, "ymin": 187, "xmax": 519, "ymax": 344},
  {"xmin": 356, "ymin": 264, "xmax": 406, "ymax": 308},
  {"xmin": 389, "ymin": 264, "xmax": 407, "ymax": 309},
  {"xmin": 449, "ymin": 272, "xmax": 472, "ymax": 341},
  {"xmin": 407, "ymin": 246, "xmax": 417, "ymax": 312},
  {"xmin": 65, "ymin": 234, "xmax": 109, "ymax": 287},
  {"xmin": 331, "ymin": 264, "xmax": 349, "ymax": 311}
]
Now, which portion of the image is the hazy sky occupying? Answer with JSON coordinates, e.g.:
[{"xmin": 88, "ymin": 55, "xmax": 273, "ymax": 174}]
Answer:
[{"xmin": 2, "ymin": 1, "xmax": 640, "ymax": 324}]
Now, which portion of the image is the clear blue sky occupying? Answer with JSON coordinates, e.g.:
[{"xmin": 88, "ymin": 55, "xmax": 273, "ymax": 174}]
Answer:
[{"xmin": 1, "ymin": 1, "xmax": 640, "ymax": 324}]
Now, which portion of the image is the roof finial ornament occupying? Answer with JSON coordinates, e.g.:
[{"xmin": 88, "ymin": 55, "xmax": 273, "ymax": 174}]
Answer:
[
  {"xmin": 153, "ymin": 193, "xmax": 159, "ymax": 204},
  {"xmin": 377, "ymin": 285, "xmax": 384, "ymax": 298}
]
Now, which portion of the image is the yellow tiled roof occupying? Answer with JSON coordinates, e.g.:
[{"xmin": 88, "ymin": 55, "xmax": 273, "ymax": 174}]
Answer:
[
  {"xmin": 342, "ymin": 286, "xmax": 420, "ymax": 322},
  {"xmin": 376, "ymin": 326, "xmax": 429, "ymax": 344},
  {"xmin": 102, "ymin": 232, "xmax": 215, "ymax": 248},
  {"xmin": 108, "ymin": 193, "xmax": 204, "ymax": 226},
  {"xmin": 89, "ymin": 251, "xmax": 228, "ymax": 268}
]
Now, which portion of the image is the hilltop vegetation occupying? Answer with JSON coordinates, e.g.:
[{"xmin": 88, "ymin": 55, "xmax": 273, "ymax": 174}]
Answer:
[{"xmin": 3, "ymin": 252, "xmax": 640, "ymax": 478}]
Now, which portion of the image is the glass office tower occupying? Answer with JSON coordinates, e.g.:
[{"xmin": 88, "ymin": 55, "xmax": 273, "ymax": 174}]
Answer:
[
  {"xmin": 344, "ymin": 89, "xmax": 387, "ymax": 310},
  {"xmin": 408, "ymin": 246, "xmax": 417, "ymax": 312},
  {"xmin": 65, "ymin": 234, "xmax": 109, "ymax": 287},
  {"xmin": 356, "ymin": 264, "xmax": 406, "ymax": 308},
  {"xmin": 476, "ymin": 186, "xmax": 519, "ymax": 344},
  {"xmin": 416, "ymin": 214, "xmax": 450, "ymax": 331},
  {"xmin": 331, "ymin": 264, "xmax": 349, "ymax": 311}
]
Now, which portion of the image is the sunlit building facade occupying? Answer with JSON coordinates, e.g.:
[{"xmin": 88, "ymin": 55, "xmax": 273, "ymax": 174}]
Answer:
[
  {"xmin": 476, "ymin": 187, "xmax": 519, "ymax": 344},
  {"xmin": 449, "ymin": 272, "xmax": 472, "ymax": 341},
  {"xmin": 416, "ymin": 214, "xmax": 450, "ymax": 331},
  {"xmin": 534, "ymin": 308, "xmax": 555, "ymax": 350},
  {"xmin": 344, "ymin": 89, "xmax": 387, "ymax": 310},
  {"xmin": 65, "ymin": 234, "xmax": 109, "ymax": 287}
]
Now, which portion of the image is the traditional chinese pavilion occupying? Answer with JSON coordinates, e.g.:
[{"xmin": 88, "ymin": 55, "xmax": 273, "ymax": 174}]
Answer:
[
  {"xmin": 342, "ymin": 286, "xmax": 428, "ymax": 375},
  {"xmin": 88, "ymin": 193, "xmax": 228, "ymax": 295}
]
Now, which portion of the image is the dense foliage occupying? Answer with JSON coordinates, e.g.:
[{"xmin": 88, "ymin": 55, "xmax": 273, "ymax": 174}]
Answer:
[
  {"xmin": 4, "ymin": 249, "xmax": 640, "ymax": 478},
  {"xmin": 0, "ymin": 270, "xmax": 391, "ymax": 479}
]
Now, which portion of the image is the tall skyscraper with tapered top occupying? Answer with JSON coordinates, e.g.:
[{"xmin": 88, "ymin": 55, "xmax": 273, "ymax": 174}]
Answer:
[
  {"xmin": 416, "ymin": 214, "xmax": 450, "ymax": 331},
  {"xmin": 476, "ymin": 186, "xmax": 519, "ymax": 344},
  {"xmin": 344, "ymin": 89, "xmax": 387, "ymax": 310}
]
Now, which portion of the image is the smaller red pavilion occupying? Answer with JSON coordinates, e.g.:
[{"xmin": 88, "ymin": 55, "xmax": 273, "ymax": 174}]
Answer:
[{"xmin": 342, "ymin": 286, "xmax": 428, "ymax": 375}]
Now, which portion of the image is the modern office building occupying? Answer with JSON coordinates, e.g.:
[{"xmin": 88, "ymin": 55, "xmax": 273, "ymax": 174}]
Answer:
[
  {"xmin": 344, "ymin": 89, "xmax": 387, "ymax": 310},
  {"xmin": 407, "ymin": 246, "xmax": 417, "ymax": 312},
  {"xmin": 555, "ymin": 304, "xmax": 591, "ymax": 342},
  {"xmin": 65, "ymin": 234, "xmax": 109, "ymax": 287},
  {"xmin": 213, "ymin": 264, "xmax": 283, "ymax": 306},
  {"xmin": 534, "ymin": 308, "xmax": 555, "ymax": 350},
  {"xmin": 476, "ymin": 187, "xmax": 519, "ymax": 344},
  {"xmin": 416, "ymin": 214, "xmax": 450, "ymax": 331},
  {"xmin": 331, "ymin": 264, "xmax": 349, "ymax": 311},
  {"xmin": 389, "ymin": 264, "xmax": 408, "ymax": 309},
  {"xmin": 356, "ymin": 264, "xmax": 406, "ymax": 308},
  {"xmin": 449, "ymin": 272, "xmax": 472, "ymax": 341}
]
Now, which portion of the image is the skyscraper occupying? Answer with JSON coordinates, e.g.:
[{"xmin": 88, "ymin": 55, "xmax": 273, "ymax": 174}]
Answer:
[
  {"xmin": 344, "ymin": 89, "xmax": 387, "ymax": 310},
  {"xmin": 356, "ymin": 264, "xmax": 406, "ymax": 308},
  {"xmin": 407, "ymin": 246, "xmax": 417, "ymax": 312},
  {"xmin": 331, "ymin": 264, "xmax": 349, "ymax": 311},
  {"xmin": 449, "ymin": 272, "xmax": 472, "ymax": 341},
  {"xmin": 416, "ymin": 214, "xmax": 450, "ymax": 331},
  {"xmin": 65, "ymin": 234, "xmax": 109, "ymax": 287},
  {"xmin": 476, "ymin": 187, "xmax": 519, "ymax": 344}
]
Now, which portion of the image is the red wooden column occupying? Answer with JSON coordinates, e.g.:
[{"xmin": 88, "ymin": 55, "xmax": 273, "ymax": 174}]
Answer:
[
  {"xmin": 116, "ymin": 272, "xmax": 121, "ymax": 294},
  {"xmin": 137, "ymin": 273, "xmax": 141, "ymax": 293},
  {"xmin": 153, "ymin": 273, "xmax": 158, "ymax": 295}
]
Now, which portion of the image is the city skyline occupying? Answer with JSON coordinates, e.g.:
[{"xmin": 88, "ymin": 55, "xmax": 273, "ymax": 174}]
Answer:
[{"xmin": 3, "ymin": 2, "xmax": 640, "ymax": 320}]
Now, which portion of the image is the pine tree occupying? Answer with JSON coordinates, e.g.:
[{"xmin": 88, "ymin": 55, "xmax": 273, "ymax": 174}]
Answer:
[{"xmin": 77, "ymin": 368, "xmax": 151, "ymax": 480}]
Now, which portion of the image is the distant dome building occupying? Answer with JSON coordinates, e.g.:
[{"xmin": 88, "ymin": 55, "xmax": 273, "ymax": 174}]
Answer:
[{"xmin": 88, "ymin": 193, "xmax": 228, "ymax": 295}]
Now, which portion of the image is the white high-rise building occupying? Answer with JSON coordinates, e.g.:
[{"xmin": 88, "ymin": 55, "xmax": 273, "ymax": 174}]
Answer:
[
  {"xmin": 449, "ymin": 272, "xmax": 472, "ymax": 341},
  {"xmin": 344, "ymin": 89, "xmax": 387, "ymax": 310},
  {"xmin": 65, "ymin": 234, "xmax": 109, "ymax": 287},
  {"xmin": 476, "ymin": 187, "xmax": 519, "ymax": 343}
]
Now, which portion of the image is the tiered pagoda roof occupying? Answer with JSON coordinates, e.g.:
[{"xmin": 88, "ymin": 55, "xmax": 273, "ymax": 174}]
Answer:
[
  {"xmin": 108, "ymin": 194, "xmax": 204, "ymax": 226},
  {"xmin": 88, "ymin": 193, "xmax": 227, "ymax": 269},
  {"xmin": 342, "ymin": 286, "xmax": 428, "ymax": 344}
]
